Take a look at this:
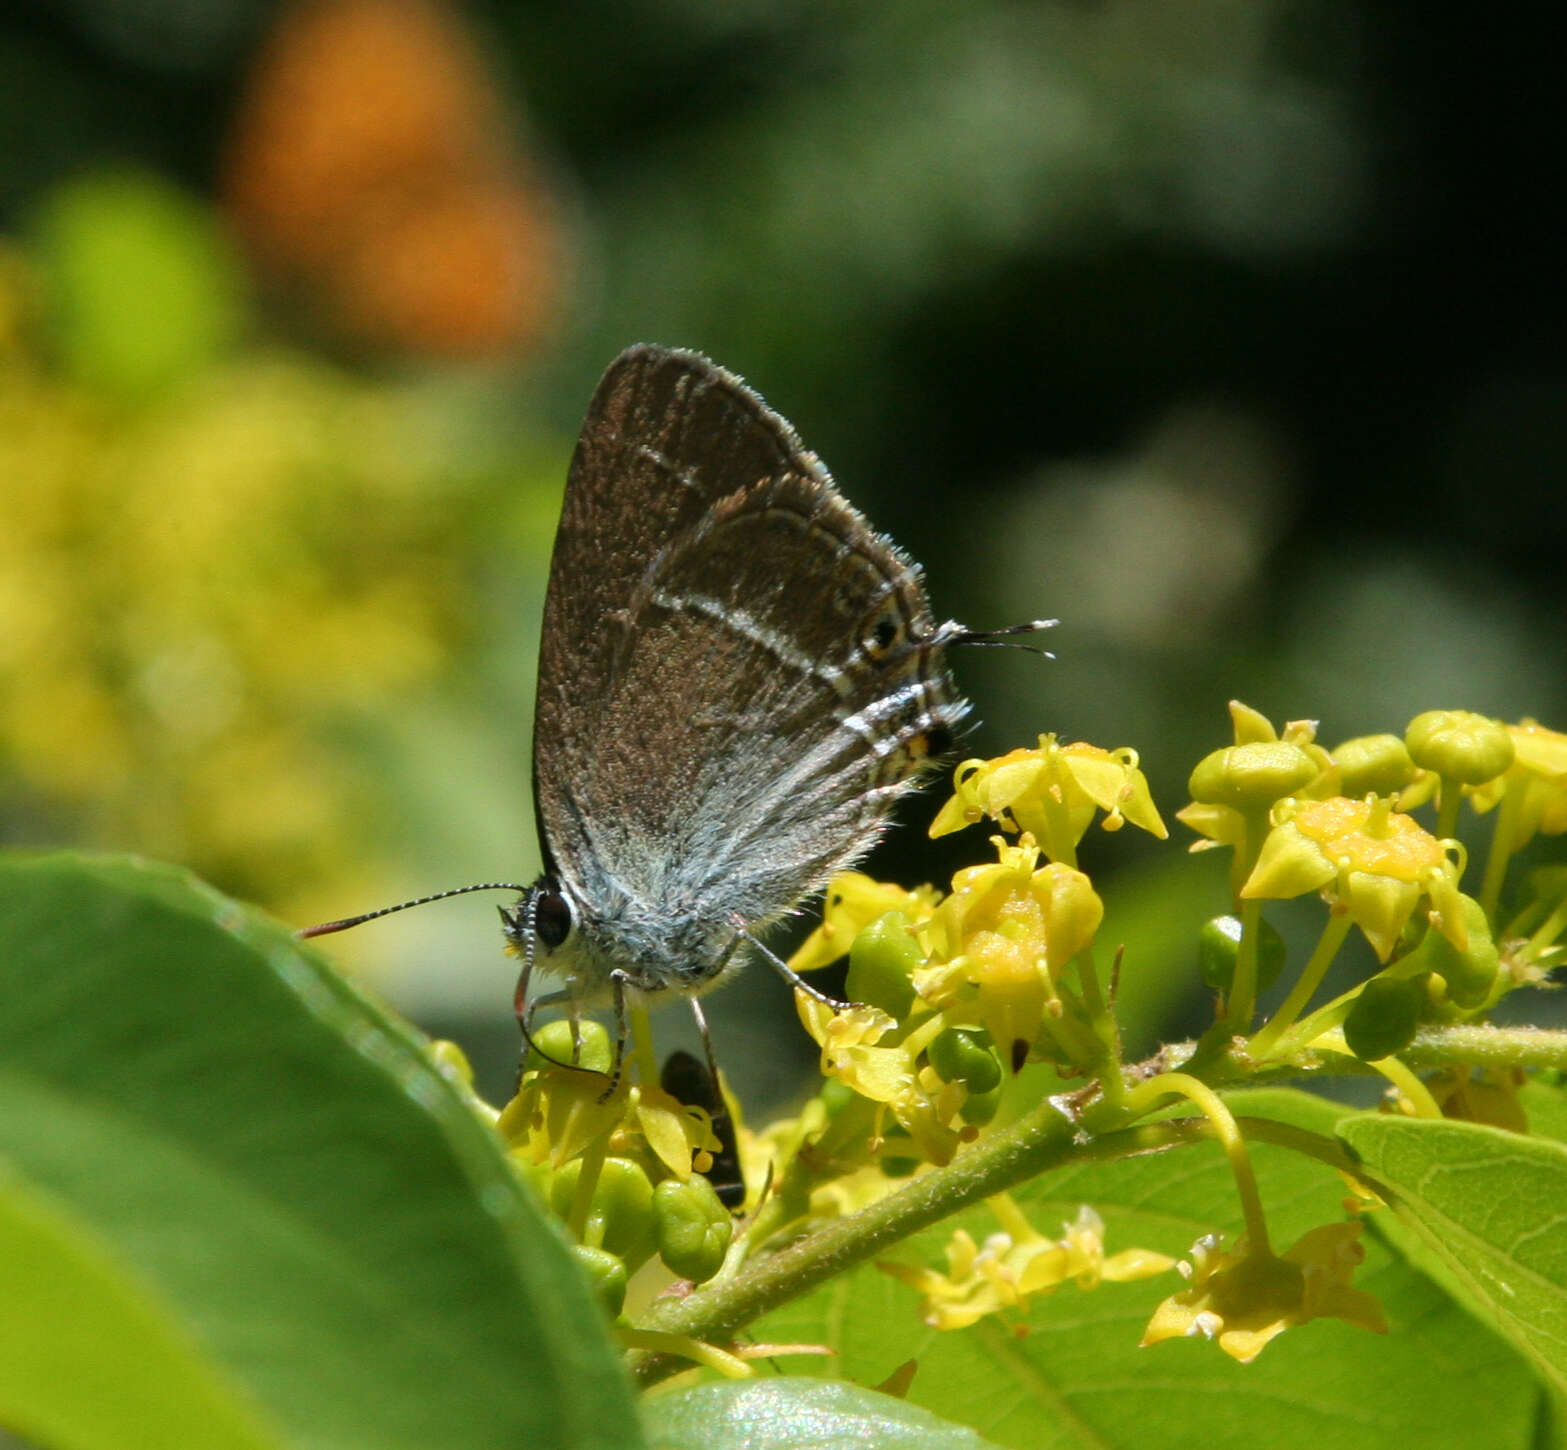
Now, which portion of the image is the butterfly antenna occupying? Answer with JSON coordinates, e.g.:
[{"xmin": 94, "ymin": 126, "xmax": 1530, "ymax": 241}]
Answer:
[
  {"xmin": 944, "ymin": 618, "xmax": 1058, "ymax": 659},
  {"xmin": 298, "ymin": 882, "xmax": 531, "ymax": 939}
]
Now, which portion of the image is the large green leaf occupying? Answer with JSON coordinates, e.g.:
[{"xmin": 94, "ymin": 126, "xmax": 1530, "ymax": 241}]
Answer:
[
  {"xmin": 1338, "ymin": 1112, "xmax": 1567, "ymax": 1397},
  {"xmin": 753, "ymin": 1085, "xmax": 1541, "ymax": 1450},
  {"xmin": 0, "ymin": 1159, "xmax": 277, "ymax": 1450},
  {"xmin": 0, "ymin": 852, "xmax": 641, "ymax": 1450},
  {"xmin": 643, "ymin": 1377, "xmax": 1006, "ymax": 1450}
]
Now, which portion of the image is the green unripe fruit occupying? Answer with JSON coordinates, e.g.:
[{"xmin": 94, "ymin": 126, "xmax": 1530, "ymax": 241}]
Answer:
[
  {"xmin": 959, "ymin": 1081, "xmax": 1003, "ymax": 1126},
  {"xmin": 550, "ymin": 1156, "xmax": 656, "ymax": 1266},
  {"xmin": 1333, "ymin": 734, "xmax": 1418, "ymax": 797},
  {"xmin": 653, "ymin": 1176, "xmax": 733, "ymax": 1283},
  {"xmin": 527, "ymin": 1018, "xmax": 613, "ymax": 1075},
  {"xmin": 1188, "ymin": 742, "xmax": 1319, "ymax": 810},
  {"xmin": 817, "ymin": 1078, "xmax": 858, "ymax": 1118},
  {"xmin": 571, "ymin": 1244, "xmax": 627, "ymax": 1318},
  {"xmin": 845, "ymin": 911, "xmax": 923, "ymax": 1018},
  {"xmin": 1401, "ymin": 896, "xmax": 1498, "ymax": 1009},
  {"xmin": 1405, "ymin": 710, "xmax": 1514, "ymax": 786},
  {"xmin": 1197, "ymin": 914, "xmax": 1286, "ymax": 994},
  {"xmin": 1343, "ymin": 976, "xmax": 1424, "ymax": 1062},
  {"xmin": 927, "ymin": 1025, "xmax": 1003, "ymax": 1094}
]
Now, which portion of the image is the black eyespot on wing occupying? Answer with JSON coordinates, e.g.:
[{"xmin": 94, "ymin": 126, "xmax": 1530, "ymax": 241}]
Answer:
[
  {"xmin": 924, "ymin": 724, "xmax": 955, "ymax": 758},
  {"xmin": 861, "ymin": 607, "xmax": 904, "ymax": 660}
]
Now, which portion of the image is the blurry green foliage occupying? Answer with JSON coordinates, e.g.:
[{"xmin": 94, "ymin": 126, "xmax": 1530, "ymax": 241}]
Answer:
[
  {"xmin": 32, "ymin": 169, "xmax": 245, "ymax": 397},
  {"xmin": 0, "ymin": 172, "xmax": 563, "ymax": 943}
]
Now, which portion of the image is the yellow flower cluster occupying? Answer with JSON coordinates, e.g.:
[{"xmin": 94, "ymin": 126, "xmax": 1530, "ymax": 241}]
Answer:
[
  {"xmin": 881, "ymin": 1199, "xmax": 1173, "ymax": 1331},
  {"xmin": 792, "ymin": 838, "xmax": 1108, "ymax": 1166},
  {"xmin": 930, "ymin": 735, "xmax": 1166, "ymax": 865},
  {"xmin": 0, "ymin": 248, "xmax": 558, "ymax": 928},
  {"xmin": 1141, "ymin": 1221, "xmax": 1386, "ymax": 1363},
  {"xmin": 784, "ymin": 736, "xmax": 1164, "ymax": 1165}
]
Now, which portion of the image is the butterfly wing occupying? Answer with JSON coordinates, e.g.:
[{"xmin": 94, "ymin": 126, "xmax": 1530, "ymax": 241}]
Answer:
[{"xmin": 532, "ymin": 345, "xmax": 966, "ymax": 984}]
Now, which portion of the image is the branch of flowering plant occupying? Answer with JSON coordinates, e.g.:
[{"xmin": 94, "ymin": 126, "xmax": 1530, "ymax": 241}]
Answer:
[
  {"xmin": 627, "ymin": 1017, "xmax": 1567, "ymax": 1384},
  {"xmin": 1401, "ymin": 1023, "xmax": 1567, "ymax": 1072},
  {"xmin": 627, "ymin": 1096, "xmax": 1180, "ymax": 1387},
  {"xmin": 1254, "ymin": 1022, "xmax": 1567, "ymax": 1075}
]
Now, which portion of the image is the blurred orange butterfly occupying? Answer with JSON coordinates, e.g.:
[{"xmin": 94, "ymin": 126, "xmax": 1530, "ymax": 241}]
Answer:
[{"xmin": 222, "ymin": 0, "xmax": 564, "ymax": 360}]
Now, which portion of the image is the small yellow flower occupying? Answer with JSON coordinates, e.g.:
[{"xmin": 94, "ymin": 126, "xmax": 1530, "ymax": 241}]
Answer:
[
  {"xmin": 930, "ymin": 736, "xmax": 1166, "ymax": 862},
  {"xmin": 634, "ymin": 1084, "xmax": 724, "ymax": 1181},
  {"xmin": 914, "ymin": 839, "xmax": 1103, "ymax": 1060},
  {"xmin": 788, "ymin": 872, "xmax": 940, "ymax": 973},
  {"xmin": 795, "ymin": 997, "xmax": 966, "ymax": 1163},
  {"xmin": 1468, "ymin": 720, "xmax": 1567, "ymax": 852},
  {"xmin": 881, "ymin": 1201, "xmax": 1174, "ymax": 1331},
  {"xmin": 1425, "ymin": 1066, "xmax": 1529, "ymax": 1133},
  {"xmin": 1141, "ymin": 1221, "xmax": 1386, "ymax": 1363},
  {"xmin": 498, "ymin": 1065, "xmax": 626, "ymax": 1170},
  {"xmin": 796, "ymin": 996, "xmax": 904, "ymax": 1098},
  {"xmin": 1241, "ymin": 795, "xmax": 1466, "ymax": 961}
]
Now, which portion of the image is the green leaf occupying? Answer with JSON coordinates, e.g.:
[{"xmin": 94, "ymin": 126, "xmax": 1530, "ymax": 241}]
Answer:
[
  {"xmin": 643, "ymin": 1377, "xmax": 1006, "ymax": 1450},
  {"xmin": 1521, "ymin": 1078, "xmax": 1567, "ymax": 1144},
  {"xmin": 754, "ymin": 1109, "xmax": 1543, "ymax": 1450},
  {"xmin": 0, "ymin": 852, "xmax": 641, "ymax": 1450},
  {"xmin": 0, "ymin": 1159, "xmax": 279, "ymax": 1450},
  {"xmin": 1338, "ymin": 1112, "xmax": 1567, "ymax": 1396}
]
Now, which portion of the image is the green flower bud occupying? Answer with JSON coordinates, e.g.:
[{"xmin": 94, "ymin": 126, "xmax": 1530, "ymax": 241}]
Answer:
[
  {"xmin": 527, "ymin": 1018, "xmax": 613, "ymax": 1076},
  {"xmin": 1188, "ymin": 742, "xmax": 1320, "ymax": 811},
  {"xmin": 570, "ymin": 1244, "xmax": 627, "ymax": 1318},
  {"xmin": 880, "ymin": 1153, "xmax": 922, "ymax": 1177},
  {"xmin": 1401, "ymin": 895, "xmax": 1498, "ymax": 1008},
  {"xmin": 959, "ymin": 1080, "xmax": 1003, "ymax": 1126},
  {"xmin": 817, "ymin": 1077, "xmax": 859, "ymax": 1118},
  {"xmin": 653, "ymin": 1176, "xmax": 733, "ymax": 1283},
  {"xmin": 1405, "ymin": 710, "xmax": 1515, "ymax": 786},
  {"xmin": 1343, "ymin": 976, "xmax": 1425, "ymax": 1062},
  {"xmin": 1333, "ymin": 734, "xmax": 1418, "ymax": 798},
  {"xmin": 550, "ymin": 1156, "xmax": 656, "ymax": 1267},
  {"xmin": 845, "ymin": 910, "xmax": 922, "ymax": 1018},
  {"xmin": 1197, "ymin": 914, "xmax": 1286, "ymax": 994},
  {"xmin": 926, "ymin": 1025, "xmax": 1003, "ymax": 1094}
]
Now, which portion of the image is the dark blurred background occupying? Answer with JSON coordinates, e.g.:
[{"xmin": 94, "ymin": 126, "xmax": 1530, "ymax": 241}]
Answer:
[{"xmin": 2, "ymin": 0, "xmax": 1562, "ymax": 1108}]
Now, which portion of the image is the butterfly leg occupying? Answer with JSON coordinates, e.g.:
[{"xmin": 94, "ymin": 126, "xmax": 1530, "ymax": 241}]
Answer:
[
  {"xmin": 598, "ymin": 969, "xmax": 634, "ymax": 1101},
  {"xmin": 730, "ymin": 917, "xmax": 854, "ymax": 1011}
]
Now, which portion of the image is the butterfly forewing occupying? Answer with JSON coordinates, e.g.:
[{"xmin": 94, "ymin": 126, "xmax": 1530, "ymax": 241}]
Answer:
[{"xmin": 532, "ymin": 346, "xmax": 966, "ymax": 987}]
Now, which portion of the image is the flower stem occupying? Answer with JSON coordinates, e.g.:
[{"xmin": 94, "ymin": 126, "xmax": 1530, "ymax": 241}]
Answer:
[
  {"xmin": 1435, "ymin": 774, "xmax": 1463, "ymax": 845},
  {"xmin": 1247, "ymin": 911, "xmax": 1354, "ymax": 1059},
  {"xmin": 618, "ymin": 1329, "xmax": 752, "ymax": 1378},
  {"xmin": 567, "ymin": 1130, "xmax": 609, "ymax": 1244},
  {"xmin": 1226, "ymin": 897, "xmax": 1264, "ymax": 1030},
  {"xmin": 1529, "ymin": 896, "xmax": 1567, "ymax": 958},
  {"xmin": 1477, "ymin": 778, "xmax": 1524, "ymax": 922},
  {"xmin": 630, "ymin": 1006, "xmax": 659, "ymax": 1085},
  {"xmin": 1121, "ymin": 1071, "xmax": 1270, "ymax": 1252}
]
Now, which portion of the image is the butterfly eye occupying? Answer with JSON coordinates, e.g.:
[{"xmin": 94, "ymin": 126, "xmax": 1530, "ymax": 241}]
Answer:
[{"xmin": 534, "ymin": 885, "xmax": 573, "ymax": 948}]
